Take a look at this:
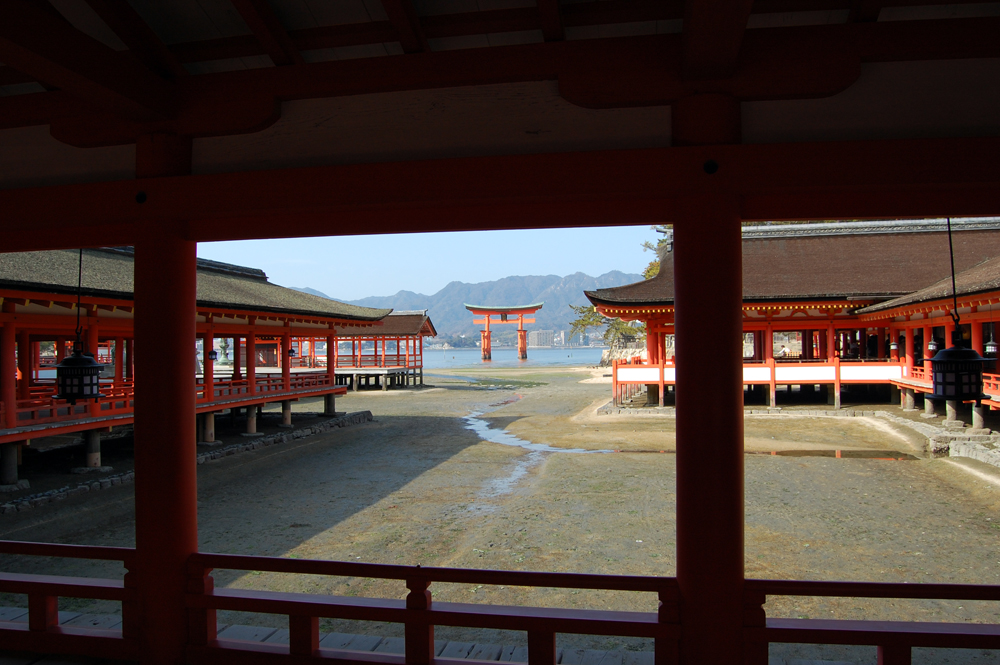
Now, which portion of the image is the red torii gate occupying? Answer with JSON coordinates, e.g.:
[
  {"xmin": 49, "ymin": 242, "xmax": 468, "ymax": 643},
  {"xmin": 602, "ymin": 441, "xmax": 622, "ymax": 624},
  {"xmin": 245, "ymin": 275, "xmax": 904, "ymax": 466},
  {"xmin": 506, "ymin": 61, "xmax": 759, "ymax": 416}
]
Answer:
[{"xmin": 465, "ymin": 303, "xmax": 543, "ymax": 361}]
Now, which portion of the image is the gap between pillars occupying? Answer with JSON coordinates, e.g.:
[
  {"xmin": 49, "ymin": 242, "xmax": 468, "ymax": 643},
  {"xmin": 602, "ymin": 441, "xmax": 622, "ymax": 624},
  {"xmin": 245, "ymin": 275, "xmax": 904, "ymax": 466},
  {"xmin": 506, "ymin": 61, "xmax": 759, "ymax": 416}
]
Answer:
[{"xmin": 673, "ymin": 199, "xmax": 745, "ymax": 664}]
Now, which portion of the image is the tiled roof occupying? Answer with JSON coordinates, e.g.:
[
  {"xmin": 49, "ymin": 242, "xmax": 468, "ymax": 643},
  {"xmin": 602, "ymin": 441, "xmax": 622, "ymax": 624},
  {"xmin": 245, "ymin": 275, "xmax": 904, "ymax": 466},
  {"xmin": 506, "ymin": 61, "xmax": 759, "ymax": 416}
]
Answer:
[
  {"xmin": 336, "ymin": 311, "xmax": 436, "ymax": 337},
  {"xmin": 586, "ymin": 222, "xmax": 1000, "ymax": 307},
  {"xmin": 858, "ymin": 256, "xmax": 1000, "ymax": 314},
  {"xmin": 0, "ymin": 247, "xmax": 390, "ymax": 322}
]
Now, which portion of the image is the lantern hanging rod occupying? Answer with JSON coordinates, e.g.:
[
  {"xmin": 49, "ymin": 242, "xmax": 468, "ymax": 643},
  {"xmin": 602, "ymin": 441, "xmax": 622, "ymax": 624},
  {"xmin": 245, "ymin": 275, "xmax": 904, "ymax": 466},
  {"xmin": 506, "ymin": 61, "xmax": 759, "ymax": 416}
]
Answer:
[
  {"xmin": 946, "ymin": 217, "xmax": 961, "ymax": 330},
  {"xmin": 75, "ymin": 248, "xmax": 83, "ymax": 341}
]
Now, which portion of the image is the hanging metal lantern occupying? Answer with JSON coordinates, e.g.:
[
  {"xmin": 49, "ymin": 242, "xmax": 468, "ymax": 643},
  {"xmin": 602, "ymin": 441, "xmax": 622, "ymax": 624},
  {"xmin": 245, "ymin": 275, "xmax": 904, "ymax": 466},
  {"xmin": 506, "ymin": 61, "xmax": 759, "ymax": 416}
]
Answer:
[
  {"xmin": 207, "ymin": 349, "xmax": 218, "ymax": 361},
  {"xmin": 56, "ymin": 250, "xmax": 104, "ymax": 404},
  {"xmin": 929, "ymin": 329, "xmax": 987, "ymax": 402},
  {"xmin": 987, "ymin": 338, "xmax": 998, "ymax": 356},
  {"xmin": 890, "ymin": 341, "xmax": 899, "ymax": 351},
  {"xmin": 288, "ymin": 348, "xmax": 297, "ymax": 358},
  {"xmin": 927, "ymin": 339, "xmax": 939, "ymax": 354},
  {"xmin": 56, "ymin": 347, "xmax": 105, "ymax": 404}
]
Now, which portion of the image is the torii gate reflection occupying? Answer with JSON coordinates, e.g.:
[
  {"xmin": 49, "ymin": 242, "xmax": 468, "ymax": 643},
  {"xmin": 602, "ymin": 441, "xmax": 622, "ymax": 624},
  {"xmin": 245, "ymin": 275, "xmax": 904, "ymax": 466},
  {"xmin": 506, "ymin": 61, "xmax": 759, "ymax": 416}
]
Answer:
[{"xmin": 464, "ymin": 303, "xmax": 544, "ymax": 361}]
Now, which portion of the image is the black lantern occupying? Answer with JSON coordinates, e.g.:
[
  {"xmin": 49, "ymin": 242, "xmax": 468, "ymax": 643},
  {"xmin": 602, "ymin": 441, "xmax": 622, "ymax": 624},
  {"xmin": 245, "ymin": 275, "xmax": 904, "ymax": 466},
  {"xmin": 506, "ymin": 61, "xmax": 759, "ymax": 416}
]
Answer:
[
  {"xmin": 987, "ymin": 325, "xmax": 998, "ymax": 356},
  {"xmin": 56, "ymin": 250, "xmax": 104, "ymax": 404},
  {"xmin": 288, "ymin": 348, "xmax": 297, "ymax": 358},
  {"xmin": 207, "ymin": 349, "xmax": 218, "ymax": 361},
  {"xmin": 927, "ymin": 339, "xmax": 939, "ymax": 354},
  {"xmin": 929, "ymin": 329, "xmax": 987, "ymax": 402},
  {"xmin": 890, "ymin": 341, "xmax": 899, "ymax": 352},
  {"xmin": 927, "ymin": 217, "xmax": 987, "ymax": 402}
]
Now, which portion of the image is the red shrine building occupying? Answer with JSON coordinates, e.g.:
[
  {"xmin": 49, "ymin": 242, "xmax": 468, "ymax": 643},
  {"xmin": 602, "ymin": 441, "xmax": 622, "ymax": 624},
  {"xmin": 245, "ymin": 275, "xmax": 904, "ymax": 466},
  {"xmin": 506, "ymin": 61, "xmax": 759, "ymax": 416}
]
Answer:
[
  {"xmin": 331, "ymin": 310, "xmax": 437, "ymax": 389},
  {"xmin": 0, "ymin": 0, "xmax": 999, "ymax": 663},
  {"xmin": 0, "ymin": 247, "xmax": 390, "ymax": 488},
  {"xmin": 587, "ymin": 219, "xmax": 1000, "ymax": 410}
]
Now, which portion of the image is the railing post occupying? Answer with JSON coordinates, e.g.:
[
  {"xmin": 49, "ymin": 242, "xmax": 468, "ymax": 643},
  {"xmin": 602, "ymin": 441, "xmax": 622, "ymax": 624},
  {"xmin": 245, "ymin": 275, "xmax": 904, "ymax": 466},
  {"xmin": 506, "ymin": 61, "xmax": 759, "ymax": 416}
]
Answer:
[
  {"xmin": 877, "ymin": 644, "xmax": 912, "ymax": 665},
  {"xmin": 405, "ymin": 577, "xmax": 434, "ymax": 665},
  {"xmin": 655, "ymin": 585, "xmax": 680, "ymax": 665},
  {"xmin": 28, "ymin": 593, "xmax": 57, "ymax": 631},
  {"xmin": 289, "ymin": 615, "xmax": 319, "ymax": 656},
  {"xmin": 742, "ymin": 588, "xmax": 767, "ymax": 665},
  {"xmin": 186, "ymin": 560, "xmax": 217, "ymax": 647},
  {"xmin": 123, "ymin": 562, "xmax": 140, "ymax": 639},
  {"xmin": 527, "ymin": 630, "xmax": 556, "ymax": 665}
]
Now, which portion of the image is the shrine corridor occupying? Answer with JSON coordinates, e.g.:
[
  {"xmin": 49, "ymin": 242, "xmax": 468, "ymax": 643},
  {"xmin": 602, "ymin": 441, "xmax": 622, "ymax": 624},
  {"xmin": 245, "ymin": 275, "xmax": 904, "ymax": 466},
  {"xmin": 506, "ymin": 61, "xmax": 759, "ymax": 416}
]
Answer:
[{"xmin": 1, "ymin": 368, "xmax": 998, "ymax": 663}]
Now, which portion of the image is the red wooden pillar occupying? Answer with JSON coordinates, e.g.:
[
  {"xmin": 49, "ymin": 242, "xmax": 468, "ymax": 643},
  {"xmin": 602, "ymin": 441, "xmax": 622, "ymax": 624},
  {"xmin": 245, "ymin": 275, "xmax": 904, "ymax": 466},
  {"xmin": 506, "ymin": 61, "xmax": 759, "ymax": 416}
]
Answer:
[
  {"xmin": 87, "ymin": 319, "xmax": 101, "ymax": 416},
  {"xmin": 1, "ymin": 306, "xmax": 17, "ymax": 429},
  {"xmin": 114, "ymin": 337, "xmax": 125, "ymax": 385},
  {"xmin": 972, "ymin": 320, "xmax": 984, "ymax": 354},
  {"xmin": 281, "ymin": 333, "xmax": 291, "ymax": 391},
  {"xmin": 125, "ymin": 339, "xmax": 135, "ymax": 380},
  {"xmin": 232, "ymin": 336, "xmax": 241, "ymax": 380},
  {"xmin": 923, "ymin": 325, "xmax": 932, "ymax": 362},
  {"xmin": 674, "ymin": 199, "xmax": 744, "ymax": 664},
  {"xmin": 133, "ymin": 230, "xmax": 199, "ymax": 665},
  {"xmin": 16, "ymin": 330, "xmax": 29, "ymax": 400},
  {"xmin": 246, "ymin": 329, "xmax": 257, "ymax": 395},
  {"xmin": 203, "ymin": 334, "xmax": 214, "ymax": 403},
  {"xmin": 327, "ymin": 332, "xmax": 336, "ymax": 383},
  {"xmin": 905, "ymin": 327, "xmax": 915, "ymax": 373}
]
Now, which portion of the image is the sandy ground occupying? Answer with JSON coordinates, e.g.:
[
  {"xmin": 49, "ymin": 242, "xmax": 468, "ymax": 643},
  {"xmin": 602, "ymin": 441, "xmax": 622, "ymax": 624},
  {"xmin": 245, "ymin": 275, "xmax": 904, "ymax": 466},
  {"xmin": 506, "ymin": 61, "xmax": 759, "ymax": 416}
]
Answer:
[{"xmin": 1, "ymin": 367, "xmax": 999, "ymax": 662}]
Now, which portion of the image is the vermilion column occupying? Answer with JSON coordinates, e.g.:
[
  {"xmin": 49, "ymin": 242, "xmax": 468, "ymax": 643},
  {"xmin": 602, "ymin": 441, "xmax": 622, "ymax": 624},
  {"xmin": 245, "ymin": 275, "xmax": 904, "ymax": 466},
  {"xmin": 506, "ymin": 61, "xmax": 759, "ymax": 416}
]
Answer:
[
  {"xmin": 133, "ymin": 231, "xmax": 198, "ymax": 665},
  {"xmin": 1, "ymin": 306, "xmax": 17, "ymax": 429},
  {"xmin": 674, "ymin": 200, "xmax": 744, "ymax": 664},
  {"xmin": 281, "ymin": 333, "xmax": 291, "ymax": 391},
  {"xmin": 17, "ymin": 330, "xmax": 29, "ymax": 400}
]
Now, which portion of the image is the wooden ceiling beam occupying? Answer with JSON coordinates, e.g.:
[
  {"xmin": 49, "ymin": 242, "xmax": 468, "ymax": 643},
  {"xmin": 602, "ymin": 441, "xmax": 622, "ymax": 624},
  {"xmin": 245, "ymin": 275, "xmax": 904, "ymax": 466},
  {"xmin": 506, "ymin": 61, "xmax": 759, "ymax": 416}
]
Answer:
[
  {"xmin": 0, "ymin": 137, "xmax": 997, "ymax": 252},
  {"xmin": 681, "ymin": 0, "xmax": 755, "ymax": 80},
  {"xmin": 83, "ymin": 0, "xmax": 187, "ymax": 79},
  {"xmin": 228, "ymin": 0, "xmax": 304, "ymax": 66},
  {"xmin": 0, "ymin": 0, "xmax": 175, "ymax": 120},
  {"xmin": 0, "ymin": 66, "xmax": 37, "ymax": 86},
  {"xmin": 381, "ymin": 0, "xmax": 428, "ymax": 53}
]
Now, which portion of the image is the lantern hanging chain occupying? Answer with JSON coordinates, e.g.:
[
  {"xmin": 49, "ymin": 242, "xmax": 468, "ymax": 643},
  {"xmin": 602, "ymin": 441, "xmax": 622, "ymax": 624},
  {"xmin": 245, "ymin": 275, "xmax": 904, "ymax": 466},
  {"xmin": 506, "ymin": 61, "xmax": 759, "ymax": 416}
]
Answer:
[{"xmin": 946, "ymin": 217, "xmax": 961, "ymax": 330}]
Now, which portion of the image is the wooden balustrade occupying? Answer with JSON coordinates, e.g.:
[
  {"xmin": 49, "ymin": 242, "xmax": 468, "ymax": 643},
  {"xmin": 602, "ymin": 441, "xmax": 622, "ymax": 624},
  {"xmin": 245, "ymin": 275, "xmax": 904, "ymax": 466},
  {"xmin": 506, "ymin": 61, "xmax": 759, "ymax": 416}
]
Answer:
[
  {"xmin": 0, "ymin": 541, "xmax": 137, "ymax": 660},
  {"xmin": 744, "ymin": 579, "xmax": 1000, "ymax": 665},
  {"xmin": 186, "ymin": 552, "xmax": 679, "ymax": 665},
  {"xmin": 1, "ymin": 541, "xmax": 997, "ymax": 665}
]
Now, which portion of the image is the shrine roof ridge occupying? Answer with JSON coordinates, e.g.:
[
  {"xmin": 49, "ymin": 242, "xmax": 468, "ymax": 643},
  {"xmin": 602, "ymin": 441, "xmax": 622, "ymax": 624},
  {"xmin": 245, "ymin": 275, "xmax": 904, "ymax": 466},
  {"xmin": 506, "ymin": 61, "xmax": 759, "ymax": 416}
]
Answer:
[
  {"xmin": 464, "ymin": 303, "xmax": 544, "ymax": 312},
  {"xmin": 99, "ymin": 246, "xmax": 268, "ymax": 281},
  {"xmin": 740, "ymin": 218, "xmax": 1000, "ymax": 240}
]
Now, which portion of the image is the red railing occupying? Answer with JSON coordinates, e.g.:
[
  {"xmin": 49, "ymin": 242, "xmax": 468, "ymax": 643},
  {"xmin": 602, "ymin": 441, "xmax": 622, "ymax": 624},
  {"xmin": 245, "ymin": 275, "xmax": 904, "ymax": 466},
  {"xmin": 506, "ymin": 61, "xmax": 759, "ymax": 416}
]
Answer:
[
  {"xmin": 0, "ymin": 540, "xmax": 137, "ymax": 660},
  {"xmin": 335, "ymin": 353, "xmax": 420, "ymax": 369},
  {"xmin": 744, "ymin": 579, "xmax": 1000, "ymax": 664},
  {"xmin": 2, "ymin": 541, "xmax": 999, "ymax": 665}
]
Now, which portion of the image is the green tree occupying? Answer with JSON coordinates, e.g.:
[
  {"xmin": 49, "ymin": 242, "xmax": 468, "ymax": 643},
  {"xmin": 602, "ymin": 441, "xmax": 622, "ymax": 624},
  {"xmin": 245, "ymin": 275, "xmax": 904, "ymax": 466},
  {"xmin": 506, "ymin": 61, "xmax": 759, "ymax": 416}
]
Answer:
[
  {"xmin": 569, "ymin": 304, "xmax": 645, "ymax": 349},
  {"xmin": 641, "ymin": 224, "xmax": 671, "ymax": 279}
]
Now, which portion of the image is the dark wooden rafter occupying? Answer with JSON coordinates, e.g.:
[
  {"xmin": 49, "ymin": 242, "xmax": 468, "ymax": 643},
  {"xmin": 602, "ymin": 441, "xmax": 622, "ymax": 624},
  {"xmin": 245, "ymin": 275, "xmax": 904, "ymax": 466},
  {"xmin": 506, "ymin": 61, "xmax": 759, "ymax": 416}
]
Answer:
[
  {"xmin": 0, "ymin": 66, "xmax": 36, "ymax": 87},
  {"xmin": 849, "ymin": 0, "xmax": 884, "ymax": 22},
  {"xmin": 228, "ymin": 0, "xmax": 304, "ymax": 66},
  {"xmin": 83, "ymin": 0, "xmax": 187, "ymax": 79},
  {"xmin": 681, "ymin": 0, "xmax": 755, "ymax": 80},
  {"xmin": 536, "ymin": 0, "xmax": 564, "ymax": 41},
  {"xmin": 381, "ymin": 0, "xmax": 429, "ymax": 53},
  {"xmin": 2, "ymin": 15, "xmax": 998, "ymax": 139},
  {"xmin": 0, "ymin": 0, "xmax": 175, "ymax": 120}
]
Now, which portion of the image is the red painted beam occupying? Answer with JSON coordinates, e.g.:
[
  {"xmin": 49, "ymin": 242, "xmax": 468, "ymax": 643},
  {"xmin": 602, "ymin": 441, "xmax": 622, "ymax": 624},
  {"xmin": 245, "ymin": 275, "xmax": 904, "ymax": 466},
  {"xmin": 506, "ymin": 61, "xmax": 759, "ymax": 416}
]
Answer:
[
  {"xmin": 0, "ymin": 0, "xmax": 176, "ymax": 120},
  {"xmin": 0, "ymin": 137, "xmax": 998, "ymax": 253},
  {"xmin": 536, "ymin": 0, "xmax": 564, "ymax": 41}
]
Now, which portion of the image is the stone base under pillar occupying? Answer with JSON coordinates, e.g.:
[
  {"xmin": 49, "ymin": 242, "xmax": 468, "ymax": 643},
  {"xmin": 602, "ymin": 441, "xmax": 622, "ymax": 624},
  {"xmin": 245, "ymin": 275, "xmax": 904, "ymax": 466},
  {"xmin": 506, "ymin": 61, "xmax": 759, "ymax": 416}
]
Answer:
[
  {"xmin": 920, "ymin": 412, "xmax": 939, "ymax": 418},
  {"xmin": 0, "ymin": 480, "xmax": 30, "ymax": 492},
  {"xmin": 70, "ymin": 466, "xmax": 113, "ymax": 474}
]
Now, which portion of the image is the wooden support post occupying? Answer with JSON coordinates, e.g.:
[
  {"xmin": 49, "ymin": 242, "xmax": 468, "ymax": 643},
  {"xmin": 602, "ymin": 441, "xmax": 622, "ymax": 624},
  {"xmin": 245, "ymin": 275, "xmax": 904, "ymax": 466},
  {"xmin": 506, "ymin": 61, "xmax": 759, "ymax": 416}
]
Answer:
[
  {"xmin": 903, "ymin": 388, "xmax": 916, "ymax": 410},
  {"xmin": 17, "ymin": 329, "xmax": 29, "ymax": 400},
  {"xmin": 126, "ymin": 339, "xmax": 135, "ymax": 380},
  {"xmin": 289, "ymin": 615, "xmax": 319, "ymax": 656},
  {"xmin": 527, "ymin": 631, "xmax": 556, "ymax": 665},
  {"xmin": 1, "ymin": 311, "xmax": 17, "ymax": 430},
  {"xmin": 924, "ymin": 394, "xmax": 936, "ymax": 417},
  {"xmin": 0, "ymin": 442, "xmax": 18, "ymax": 486},
  {"xmin": 133, "ymin": 224, "xmax": 199, "ymax": 665},
  {"xmin": 972, "ymin": 321, "xmax": 984, "ymax": 355},
  {"xmin": 246, "ymin": 330, "xmax": 257, "ymax": 395},
  {"xmin": 203, "ymin": 333, "xmax": 214, "ymax": 403},
  {"xmin": 281, "ymin": 333, "xmax": 291, "ymax": 392},
  {"xmin": 973, "ymin": 403, "xmax": 986, "ymax": 429},
  {"xmin": 232, "ymin": 336, "xmax": 242, "ymax": 380},
  {"xmin": 203, "ymin": 412, "xmax": 215, "ymax": 443},
  {"xmin": 86, "ymin": 429, "xmax": 101, "ymax": 467},
  {"xmin": 28, "ymin": 593, "xmax": 58, "ymax": 631},
  {"xmin": 405, "ymin": 578, "xmax": 433, "ymax": 665},
  {"xmin": 877, "ymin": 645, "xmax": 912, "ymax": 665},
  {"xmin": 324, "ymin": 393, "xmax": 336, "ymax": 417},
  {"xmin": 674, "ymin": 198, "xmax": 744, "ymax": 664},
  {"xmin": 945, "ymin": 400, "xmax": 958, "ymax": 421},
  {"xmin": 905, "ymin": 328, "xmax": 915, "ymax": 375},
  {"xmin": 114, "ymin": 337, "xmax": 125, "ymax": 384},
  {"xmin": 281, "ymin": 400, "xmax": 292, "ymax": 426}
]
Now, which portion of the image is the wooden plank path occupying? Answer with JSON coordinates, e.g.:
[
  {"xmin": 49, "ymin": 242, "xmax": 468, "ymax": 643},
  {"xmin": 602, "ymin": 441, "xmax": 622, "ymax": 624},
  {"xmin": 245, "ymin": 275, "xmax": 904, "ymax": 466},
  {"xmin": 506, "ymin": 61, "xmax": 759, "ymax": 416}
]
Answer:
[{"xmin": 0, "ymin": 608, "xmax": 849, "ymax": 665}]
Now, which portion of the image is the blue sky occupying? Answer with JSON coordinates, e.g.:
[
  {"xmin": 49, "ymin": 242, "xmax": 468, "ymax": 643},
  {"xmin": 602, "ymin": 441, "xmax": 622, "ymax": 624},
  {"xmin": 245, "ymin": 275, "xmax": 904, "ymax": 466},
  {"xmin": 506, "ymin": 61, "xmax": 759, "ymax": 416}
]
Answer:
[{"xmin": 197, "ymin": 226, "xmax": 659, "ymax": 301}]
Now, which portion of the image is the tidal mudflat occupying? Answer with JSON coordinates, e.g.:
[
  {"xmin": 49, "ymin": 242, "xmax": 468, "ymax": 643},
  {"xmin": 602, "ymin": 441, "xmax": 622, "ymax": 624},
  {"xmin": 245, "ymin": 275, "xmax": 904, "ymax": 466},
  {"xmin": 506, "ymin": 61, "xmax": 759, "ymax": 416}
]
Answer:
[{"xmin": 1, "ymin": 366, "xmax": 999, "ymax": 660}]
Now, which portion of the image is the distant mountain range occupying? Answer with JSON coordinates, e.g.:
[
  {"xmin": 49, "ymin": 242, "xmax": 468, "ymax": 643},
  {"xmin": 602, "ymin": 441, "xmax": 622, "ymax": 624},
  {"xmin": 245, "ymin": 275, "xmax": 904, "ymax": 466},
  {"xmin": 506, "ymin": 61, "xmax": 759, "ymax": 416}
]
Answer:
[{"xmin": 290, "ymin": 271, "xmax": 643, "ymax": 337}]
